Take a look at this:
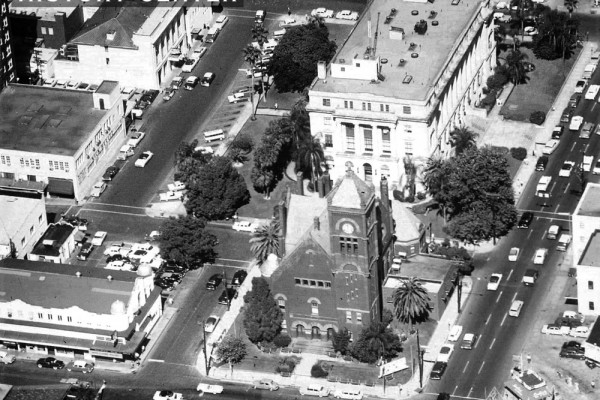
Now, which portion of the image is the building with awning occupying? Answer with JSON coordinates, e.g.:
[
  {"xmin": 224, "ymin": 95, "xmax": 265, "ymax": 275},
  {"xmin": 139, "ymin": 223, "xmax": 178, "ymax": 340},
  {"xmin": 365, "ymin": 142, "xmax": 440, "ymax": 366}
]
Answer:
[
  {"xmin": 0, "ymin": 80, "xmax": 124, "ymax": 201},
  {"xmin": 0, "ymin": 259, "xmax": 162, "ymax": 362}
]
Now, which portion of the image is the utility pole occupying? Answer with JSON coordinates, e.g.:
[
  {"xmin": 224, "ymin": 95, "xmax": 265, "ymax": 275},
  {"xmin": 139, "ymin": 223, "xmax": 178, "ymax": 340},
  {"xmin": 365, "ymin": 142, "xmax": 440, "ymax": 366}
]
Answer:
[
  {"xmin": 201, "ymin": 321, "xmax": 209, "ymax": 375},
  {"xmin": 417, "ymin": 329, "xmax": 424, "ymax": 388}
]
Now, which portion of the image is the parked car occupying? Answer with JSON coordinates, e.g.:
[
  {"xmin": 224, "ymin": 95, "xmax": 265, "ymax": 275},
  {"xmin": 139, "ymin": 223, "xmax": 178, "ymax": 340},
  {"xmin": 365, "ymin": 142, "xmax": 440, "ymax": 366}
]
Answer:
[
  {"xmin": 460, "ymin": 333, "xmax": 478, "ymax": 350},
  {"xmin": 194, "ymin": 47, "xmax": 207, "ymax": 59},
  {"xmin": 128, "ymin": 131, "xmax": 146, "ymax": 148},
  {"xmin": 66, "ymin": 360, "xmax": 94, "ymax": 373},
  {"xmin": 91, "ymin": 231, "xmax": 107, "ymax": 246},
  {"xmin": 311, "ymin": 7, "xmax": 334, "ymax": 18},
  {"xmin": 184, "ymin": 76, "xmax": 199, "ymax": 90},
  {"xmin": 182, "ymin": 57, "xmax": 199, "ymax": 73},
  {"xmin": 332, "ymin": 388, "xmax": 363, "ymax": 399},
  {"xmin": 0, "ymin": 351, "xmax": 16, "ymax": 364},
  {"xmin": 583, "ymin": 155, "xmax": 594, "ymax": 171},
  {"xmin": 430, "ymin": 361, "xmax": 447, "ymax": 380},
  {"xmin": 559, "ymin": 161, "xmax": 575, "ymax": 177},
  {"xmin": 593, "ymin": 159, "xmax": 600, "ymax": 175},
  {"xmin": 204, "ymin": 315, "xmax": 220, "ymax": 333},
  {"xmin": 215, "ymin": 15, "xmax": 229, "ymax": 28},
  {"xmin": 487, "ymin": 273, "xmax": 503, "ymax": 291},
  {"xmin": 232, "ymin": 269, "xmax": 248, "ymax": 286},
  {"xmin": 171, "ymin": 76, "xmax": 184, "ymax": 89},
  {"xmin": 218, "ymin": 288, "xmax": 239, "ymax": 305},
  {"xmin": 542, "ymin": 139, "xmax": 559, "ymax": 155},
  {"xmin": 508, "ymin": 247, "xmax": 520, "ymax": 261},
  {"xmin": 196, "ymin": 383, "xmax": 224, "ymax": 394},
  {"xmin": 570, "ymin": 325, "xmax": 591, "ymax": 338},
  {"xmin": 560, "ymin": 108, "xmax": 573, "ymax": 123},
  {"xmin": 201, "ymin": 72, "xmax": 216, "ymax": 87},
  {"xmin": 542, "ymin": 324, "xmax": 569, "ymax": 335},
  {"xmin": 535, "ymin": 156, "xmax": 548, "ymax": 171},
  {"xmin": 163, "ymin": 88, "xmax": 175, "ymax": 101},
  {"xmin": 159, "ymin": 191, "xmax": 184, "ymax": 202},
  {"xmin": 90, "ymin": 181, "xmax": 107, "ymax": 197},
  {"xmin": 153, "ymin": 391, "xmax": 183, "ymax": 400},
  {"xmin": 167, "ymin": 181, "xmax": 186, "ymax": 192},
  {"xmin": 336, "ymin": 10, "xmax": 359, "ymax": 20},
  {"xmin": 102, "ymin": 165, "xmax": 120, "ymax": 181},
  {"xmin": 252, "ymin": 379, "xmax": 279, "ymax": 391},
  {"xmin": 448, "ymin": 325, "xmax": 463, "ymax": 342},
  {"xmin": 569, "ymin": 115, "xmax": 584, "ymax": 131},
  {"xmin": 135, "ymin": 151, "xmax": 153, "ymax": 167},
  {"xmin": 232, "ymin": 220, "xmax": 259, "ymax": 232},
  {"xmin": 533, "ymin": 248, "xmax": 548, "ymax": 264},
  {"xmin": 206, "ymin": 274, "xmax": 223, "ymax": 290},
  {"xmin": 437, "ymin": 344, "xmax": 454, "ymax": 363},
  {"xmin": 228, "ymin": 92, "xmax": 250, "ymax": 103},
  {"xmin": 299, "ymin": 384, "xmax": 331, "ymax": 397},
  {"xmin": 37, "ymin": 357, "xmax": 65, "ymax": 369},
  {"xmin": 575, "ymin": 79, "xmax": 588, "ymax": 94},
  {"xmin": 559, "ymin": 347, "xmax": 585, "ymax": 359},
  {"xmin": 581, "ymin": 122, "xmax": 595, "ymax": 139},
  {"xmin": 551, "ymin": 125, "xmax": 564, "ymax": 139},
  {"xmin": 518, "ymin": 212, "xmax": 534, "ymax": 228},
  {"xmin": 77, "ymin": 243, "xmax": 94, "ymax": 261}
]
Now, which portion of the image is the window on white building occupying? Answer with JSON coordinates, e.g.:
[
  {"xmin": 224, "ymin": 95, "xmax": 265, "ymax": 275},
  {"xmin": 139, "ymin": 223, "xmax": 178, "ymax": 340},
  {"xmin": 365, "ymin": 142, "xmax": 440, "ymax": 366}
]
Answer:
[
  {"xmin": 346, "ymin": 311, "xmax": 352, "ymax": 322},
  {"xmin": 323, "ymin": 98, "xmax": 331, "ymax": 107},
  {"xmin": 38, "ymin": 312, "xmax": 43, "ymax": 319},
  {"xmin": 345, "ymin": 125, "xmax": 355, "ymax": 151},
  {"xmin": 344, "ymin": 100, "xmax": 353, "ymax": 109},
  {"xmin": 1, "ymin": 155, "xmax": 10, "ymax": 166},
  {"xmin": 363, "ymin": 128, "xmax": 373, "ymax": 152},
  {"xmin": 325, "ymin": 134, "xmax": 333, "ymax": 148},
  {"xmin": 324, "ymin": 116, "xmax": 332, "ymax": 125},
  {"xmin": 67, "ymin": 316, "xmax": 72, "ymax": 322},
  {"xmin": 381, "ymin": 128, "xmax": 391, "ymax": 154},
  {"xmin": 405, "ymin": 140, "xmax": 414, "ymax": 155},
  {"xmin": 589, "ymin": 281, "xmax": 594, "ymax": 290},
  {"xmin": 590, "ymin": 302, "xmax": 595, "ymax": 311},
  {"xmin": 403, "ymin": 106, "xmax": 411, "ymax": 114}
]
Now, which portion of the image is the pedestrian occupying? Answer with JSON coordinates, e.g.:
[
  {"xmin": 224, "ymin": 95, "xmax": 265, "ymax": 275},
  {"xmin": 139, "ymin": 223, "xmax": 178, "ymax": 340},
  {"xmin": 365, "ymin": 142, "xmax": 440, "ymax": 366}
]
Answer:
[
  {"xmin": 274, "ymin": 103, "xmax": 278, "ymax": 110},
  {"xmin": 526, "ymin": 354, "xmax": 531, "ymax": 364},
  {"xmin": 592, "ymin": 380, "xmax": 596, "ymax": 389},
  {"xmin": 287, "ymin": 7, "xmax": 291, "ymax": 16}
]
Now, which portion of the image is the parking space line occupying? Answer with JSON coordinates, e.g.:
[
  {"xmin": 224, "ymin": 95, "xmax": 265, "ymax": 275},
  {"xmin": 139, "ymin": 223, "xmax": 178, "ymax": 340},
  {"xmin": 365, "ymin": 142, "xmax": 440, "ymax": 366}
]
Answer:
[
  {"xmin": 564, "ymin": 182, "xmax": 570, "ymax": 193},
  {"xmin": 570, "ymin": 142, "xmax": 577, "ymax": 151},
  {"xmin": 474, "ymin": 336, "xmax": 481, "ymax": 349},
  {"xmin": 489, "ymin": 338, "xmax": 496, "ymax": 350},
  {"xmin": 512, "ymin": 292, "xmax": 518, "ymax": 302},
  {"xmin": 496, "ymin": 291, "xmax": 502, "ymax": 303},
  {"xmin": 507, "ymin": 269, "xmax": 513, "ymax": 281},
  {"xmin": 477, "ymin": 361, "xmax": 485, "ymax": 374},
  {"xmin": 453, "ymin": 385, "xmax": 459, "ymax": 395},
  {"xmin": 462, "ymin": 361, "xmax": 470, "ymax": 373},
  {"xmin": 501, "ymin": 313, "xmax": 508, "ymax": 327},
  {"xmin": 485, "ymin": 316, "xmax": 490, "ymax": 326}
]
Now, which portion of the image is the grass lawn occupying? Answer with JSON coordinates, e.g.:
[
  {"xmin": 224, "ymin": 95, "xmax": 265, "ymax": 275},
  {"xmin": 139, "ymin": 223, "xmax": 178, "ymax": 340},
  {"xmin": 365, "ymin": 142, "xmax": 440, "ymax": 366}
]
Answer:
[{"xmin": 500, "ymin": 46, "xmax": 579, "ymax": 121}]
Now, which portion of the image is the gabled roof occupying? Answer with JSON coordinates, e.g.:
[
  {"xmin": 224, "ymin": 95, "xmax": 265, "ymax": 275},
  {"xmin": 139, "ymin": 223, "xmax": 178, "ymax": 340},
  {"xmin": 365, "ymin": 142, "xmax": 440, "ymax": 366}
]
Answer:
[
  {"xmin": 285, "ymin": 194, "xmax": 328, "ymax": 253},
  {"xmin": 328, "ymin": 169, "xmax": 375, "ymax": 209},
  {"xmin": 272, "ymin": 236, "xmax": 335, "ymax": 282},
  {"xmin": 392, "ymin": 199, "xmax": 424, "ymax": 243}
]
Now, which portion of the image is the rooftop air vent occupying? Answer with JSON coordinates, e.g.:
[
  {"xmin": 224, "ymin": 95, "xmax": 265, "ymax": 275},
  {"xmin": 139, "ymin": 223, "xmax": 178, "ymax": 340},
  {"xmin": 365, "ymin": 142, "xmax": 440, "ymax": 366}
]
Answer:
[
  {"xmin": 389, "ymin": 26, "xmax": 405, "ymax": 40},
  {"xmin": 106, "ymin": 30, "xmax": 116, "ymax": 41},
  {"xmin": 411, "ymin": 10, "xmax": 419, "ymax": 16},
  {"xmin": 39, "ymin": 276, "xmax": 46, "ymax": 281},
  {"xmin": 432, "ymin": 20, "xmax": 439, "ymax": 26},
  {"xmin": 415, "ymin": 20, "xmax": 428, "ymax": 35},
  {"xmin": 411, "ymin": 53, "xmax": 419, "ymax": 58},
  {"xmin": 339, "ymin": 58, "xmax": 346, "ymax": 64},
  {"xmin": 403, "ymin": 75, "xmax": 413, "ymax": 84},
  {"xmin": 42, "ymin": 239, "xmax": 55, "ymax": 247}
]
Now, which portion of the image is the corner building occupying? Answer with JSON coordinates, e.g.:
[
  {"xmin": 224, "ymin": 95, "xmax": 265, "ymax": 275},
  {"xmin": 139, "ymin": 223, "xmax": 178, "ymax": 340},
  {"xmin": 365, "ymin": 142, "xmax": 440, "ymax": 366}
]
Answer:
[{"xmin": 308, "ymin": 0, "xmax": 496, "ymax": 188}]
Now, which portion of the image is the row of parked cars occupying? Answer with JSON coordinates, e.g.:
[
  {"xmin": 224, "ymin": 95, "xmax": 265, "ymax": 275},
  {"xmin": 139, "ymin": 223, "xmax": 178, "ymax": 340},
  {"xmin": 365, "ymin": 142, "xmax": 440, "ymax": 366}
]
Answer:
[
  {"xmin": 541, "ymin": 311, "xmax": 591, "ymax": 338},
  {"xmin": 430, "ymin": 325, "xmax": 479, "ymax": 380}
]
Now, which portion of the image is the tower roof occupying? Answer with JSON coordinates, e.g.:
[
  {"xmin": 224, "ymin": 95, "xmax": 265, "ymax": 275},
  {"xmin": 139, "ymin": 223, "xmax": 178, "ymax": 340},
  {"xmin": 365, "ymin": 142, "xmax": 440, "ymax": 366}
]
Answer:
[{"xmin": 328, "ymin": 169, "xmax": 375, "ymax": 209}]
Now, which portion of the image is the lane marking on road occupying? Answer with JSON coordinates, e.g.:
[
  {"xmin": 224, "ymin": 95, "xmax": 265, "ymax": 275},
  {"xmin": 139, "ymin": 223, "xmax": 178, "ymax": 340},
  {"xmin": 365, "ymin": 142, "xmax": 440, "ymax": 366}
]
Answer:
[
  {"xmin": 507, "ymin": 269, "xmax": 514, "ymax": 281},
  {"xmin": 463, "ymin": 360, "xmax": 470, "ymax": 373},
  {"xmin": 512, "ymin": 292, "xmax": 518, "ymax": 302},
  {"xmin": 592, "ymin": 102, "xmax": 597, "ymax": 112},
  {"xmin": 540, "ymin": 230, "xmax": 546, "ymax": 240},
  {"xmin": 216, "ymin": 258, "xmax": 250, "ymax": 263},
  {"xmin": 453, "ymin": 385, "xmax": 459, "ymax": 395},
  {"xmin": 147, "ymin": 359, "xmax": 165, "ymax": 363},
  {"xmin": 527, "ymin": 229, "xmax": 533, "ymax": 239},
  {"xmin": 564, "ymin": 182, "xmax": 570, "ymax": 194},
  {"xmin": 496, "ymin": 291, "xmax": 502, "ymax": 303},
  {"xmin": 501, "ymin": 313, "xmax": 508, "ymax": 327},
  {"xmin": 554, "ymin": 203, "xmax": 560, "ymax": 213},
  {"xmin": 489, "ymin": 338, "xmax": 496, "ymax": 350},
  {"xmin": 584, "ymin": 143, "xmax": 590, "ymax": 152},
  {"xmin": 570, "ymin": 142, "xmax": 577, "ymax": 151},
  {"xmin": 478, "ymin": 361, "xmax": 485, "ymax": 374},
  {"xmin": 468, "ymin": 387, "xmax": 474, "ymax": 397},
  {"xmin": 485, "ymin": 316, "xmax": 490, "ymax": 326}
]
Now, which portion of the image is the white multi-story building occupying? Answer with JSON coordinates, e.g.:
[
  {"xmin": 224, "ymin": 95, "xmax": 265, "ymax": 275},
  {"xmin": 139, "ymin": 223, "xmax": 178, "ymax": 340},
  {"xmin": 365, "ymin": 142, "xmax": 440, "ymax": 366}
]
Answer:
[
  {"xmin": 0, "ymin": 259, "xmax": 162, "ymax": 361},
  {"xmin": 0, "ymin": 194, "xmax": 48, "ymax": 259},
  {"xmin": 0, "ymin": 81, "xmax": 125, "ymax": 201},
  {"xmin": 573, "ymin": 183, "xmax": 600, "ymax": 316},
  {"xmin": 51, "ymin": 2, "xmax": 211, "ymax": 89},
  {"xmin": 308, "ymin": 0, "xmax": 495, "ymax": 189}
]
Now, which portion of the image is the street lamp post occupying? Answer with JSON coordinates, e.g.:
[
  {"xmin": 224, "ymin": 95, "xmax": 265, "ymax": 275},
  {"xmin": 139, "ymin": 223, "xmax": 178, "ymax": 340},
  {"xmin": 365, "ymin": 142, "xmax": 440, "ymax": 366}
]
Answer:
[{"xmin": 483, "ymin": 191, "xmax": 501, "ymax": 245}]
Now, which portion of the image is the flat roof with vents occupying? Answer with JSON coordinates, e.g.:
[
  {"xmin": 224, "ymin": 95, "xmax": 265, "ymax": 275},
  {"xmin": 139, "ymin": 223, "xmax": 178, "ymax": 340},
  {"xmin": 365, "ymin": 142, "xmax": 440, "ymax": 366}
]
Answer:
[
  {"xmin": 0, "ymin": 85, "xmax": 108, "ymax": 156},
  {"xmin": 312, "ymin": 0, "xmax": 486, "ymax": 100}
]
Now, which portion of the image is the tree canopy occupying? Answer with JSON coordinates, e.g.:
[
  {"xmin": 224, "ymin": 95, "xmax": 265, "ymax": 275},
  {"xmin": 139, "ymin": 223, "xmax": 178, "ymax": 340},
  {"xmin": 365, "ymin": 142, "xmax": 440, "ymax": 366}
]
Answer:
[
  {"xmin": 250, "ymin": 220, "xmax": 281, "ymax": 263},
  {"xmin": 243, "ymin": 277, "xmax": 283, "ymax": 344},
  {"xmin": 269, "ymin": 23, "xmax": 337, "ymax": 92},
  {"xmin": 349, "ymin": 321, "xmax": 402, "ymax": 364},
  {"xmin": 158, "ymin": 216, "xmax": 218, "ymax": 268},
  {"xmin": 392, "ymin": 277, "xmax": 432, "ymax": 327},
  {"xmin": 215, "ymin": 336, "xmax": 247, "ymax": 372}
]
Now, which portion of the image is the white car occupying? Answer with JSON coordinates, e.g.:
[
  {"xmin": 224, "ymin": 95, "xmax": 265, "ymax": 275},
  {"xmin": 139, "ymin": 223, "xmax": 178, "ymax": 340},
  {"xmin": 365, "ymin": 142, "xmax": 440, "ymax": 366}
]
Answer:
[
  {"xmin": 205, "ymin": 315, "xmax": 220, "ymax": 333},
  {"xmin": 153, "ymin": 391, "xmax": 183, "ymax": 400},
  {"xmin": 215, "ymin": 15, "xmax": 229, "ymax": 28},
  {"xmin": 194, "ymin": 146, "xmax": 214, "ymax": 154},
  {"xmin": 104, "ymin": 244, "xmax": 123, "ymax": 256},
  {"xmin": 311, "ymin": 8, "xmax": 334, "ymax": 18},
  {"xmin": 496, "ymin": 1, "xmax": 508, "ymax": 8},
  {"xmin": 437, "ymin": 344, "xmax": 454, "ymax": 363},
  {"xmin": 570, "ymin": 325, "xmax": 591, "ymax": 338},
  {"xmin": 194, "ymin": 47, "xmax": 207, "ymax": 59},
  {"xmin": 541, "ymin": 324, "xmax": 569, "ymax": 335},
  {"xmin": 448, "ymin": 325, "xmax": 463, "ymax": 342},
  {"xmin": 0, "ymin": 350, "xmax": 16, "ymax": 364},
  {"xmin": 336, "ymin": 10, "xmax": 359, "ymax": 20},
  {"xmin": 253, "ymin": 379, "xmax": 279, "ymax": 391},
  {"xmin": 91, "ymin": 231, "xmax": 107, "ymax": 246},
  {"xmin": 105, "ymin": 260, "xmax": 134, "ymax": 271},
  {"xmin": 127, "ymin": 131, "xmax": 146, "ymax": 148},
  {"xmin": 167, "ymin": 181, "xmax": 186, "ymax": 192},
  {"xmin": 569, "ymin": 115, "xmax": 584, "ymax": 131},
  {"xmin": 585, "ymin": 84, "xmax": 600, "ymax": 100},
  {"xmin": 542, "ymin": 139, "xmax": 559, "ymax": 155},
  {"xmin": 583, "ymin": 155, "xmax": 593, "ymax": 172},
  {"xmin": 559, "ymin": 161, "xmax": 575, "ymax": 177},
  {"xmin": 159, "ymin": 191, "xmax": 184, "ymax": 202},
  {"xmin": 280, "ymin": 17, "xmax": 296, "ymax": 27},
  {"xmin": 171, "ymin": 76, "xmax": 184, "ymax": 90},
  {"xmin": 575, "ymin": 79, "xmax": 587, "ymax": 93},
  {"xmin": 196, "ymin": 383, "xmax": 224, "ymax": 394},
  {"xmin": 593, "ymin": 159, "xmax": 600, "ymax": 175},
  {"xmin": 135, "ymin": 151, "xmax": 153, "ymax": 167},
  {"xmin": 232, "ymin": 220, "xmax": 259, "ymax": 232},
  {"xmin": 90, "ymin": 181, "xmax": 107, "ymax": 197},
  {"xmin": 524, "ymin": 26, "xmax": 538, "ymax": 36},
  {"xmin": 487, "ymin": 273, "xmax": 503, "ymax": 291},
  {"xmin": 228, "ymin": 92, "xmax": 250, "ymax": 104},
  {"xmin": 508, "ymin": 247, "xmax": 520, "ymax": 261},
  {"xmin": 299, "ymin": 385, "xmax": 331, "ymax": 397},
  {"xmin": 182, "ymin": 57, "xmax": 199, "ymax": 73},
  {"xmin": 201, "ymin": 72, "xmax": 216, "ymax": 87},
  {"xmin": 533, "ymin": 248, "xmax": 548, "ymax": 264}
]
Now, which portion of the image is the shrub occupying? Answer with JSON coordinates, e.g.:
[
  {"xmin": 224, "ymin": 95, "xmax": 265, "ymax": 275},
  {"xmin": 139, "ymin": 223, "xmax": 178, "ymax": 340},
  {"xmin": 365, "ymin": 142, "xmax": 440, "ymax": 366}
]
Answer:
[
  {"xmin": 273, "ymin": 334, "xmax": 292, "ymax": 348},
  {"xmin": 416, "ymin": 192, "xmax": 426, "ymax": 201},
  {"xmin": 510, "ymin": 147, "xmax": 528, "ymax": 161},
  {"xmin": 393, "ymin": 190, "xmax": 404, "ymax": 202},
  {"xmin": 231, "ymin": 134, "xmax": 254, "ymax": 154},
  {"xmin": 405, "ymin": 195, "xmax": 415, "ymax": 203},
  {"xmin": 529, "ymin": 111, "xmax": 546, "ymax": 126},
  {"xmin": 311, "ymin": 363, "xmax": 329, "ymax": 378},
  {"xmin": 276, "ymin": 356, "xmax": 298, "ymax": 373},
  {"xmin": 228, "ymin": 147, "xmax": 249, "ymax": 164},
  {"xmin": 481, "ymin": 93, "xmax": 497, "ymax": 108},
  {"xmin": 486, "ymin": 73, "xmax": 508, "ymax": 91}
]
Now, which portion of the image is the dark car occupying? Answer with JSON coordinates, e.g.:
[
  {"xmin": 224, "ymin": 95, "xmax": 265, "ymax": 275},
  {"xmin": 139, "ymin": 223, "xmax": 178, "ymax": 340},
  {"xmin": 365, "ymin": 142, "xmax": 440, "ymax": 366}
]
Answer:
[
  {"xmin": 232, "ymin": 270, "xmax": 248, "ymax": 286},
  {"xmin": 535, "ymin": 156, "xmax": 548, "ymax": 171},
  {"xmin": 206, "ymin": 274, "xmax": 223, "ymax": 290},
  {"xmin": 518, "ymin": 212, "xmax": 534, "ymax": 228},
  {"xmin": 563, "ymin": 340, "xmax": 582, "ymax": 349},
  {"xmin": 559, "ymin": 347, "xmax": 585, "ymax": 359},
  {"xmin": 102, "ymin": 165, "xmax": 120, "ymax": 181},
  {"xmin": 37, "ymin": 357, "xmax": 65, "ymax": 369},
  {"xmin": 162, "ymin": 260, "xmax": 188, "ymax": 273},
  {"xmin": 430, "ymin": 361, "xmax": 447, "ymax": 380},
  {"xmin": 218, "ymin": 288, "xmax": 239, "ymax": 305},
  {"xmin": 555, "ymin": 317, "xmax": 582, "ymax": 329},
  {"xmin": 106, "ymin": 254, "xmax": 128, "ymax": 263},
  {"xmin": 523, "ymin": 61, "xmax": 535, "ymax": 72},
  {"xmin": 200, "ymin": 72, "xmax": 216, "ymax": 87},
  {"xmin": 77, "ymin": 243, "xmax": 94, "ymax": 261},
  {"xmin": 561, "ymin": 108, "xmax": 573, "ymax": 123}
]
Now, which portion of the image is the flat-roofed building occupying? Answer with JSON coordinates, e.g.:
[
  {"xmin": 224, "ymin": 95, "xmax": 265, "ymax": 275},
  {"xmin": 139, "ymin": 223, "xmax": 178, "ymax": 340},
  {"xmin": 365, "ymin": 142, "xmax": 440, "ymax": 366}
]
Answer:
[
  {"xmin": 0, "ymin": 259, "xmax": 162, "ymax": 362},
  {"xmin": 573, "ymin": 183, "xmax": 600, "ymax": 263},
  {"xmin": 0, "ymin": 193, "xmax": 48, "ymax": 260},
  {"xmin": 51, "ymin": 2, "xmax": 211, "ymax": 89},
  {"xmin": 29, "ymin": 222, "xmax": 77, "ymax": 264},
  {"xmin": 0, "ymin": 81, "xmax": 125, "ymax": 200},
  {"xmin": 308, "ymin": 0, "xmax": 495, "ymax": 189}
]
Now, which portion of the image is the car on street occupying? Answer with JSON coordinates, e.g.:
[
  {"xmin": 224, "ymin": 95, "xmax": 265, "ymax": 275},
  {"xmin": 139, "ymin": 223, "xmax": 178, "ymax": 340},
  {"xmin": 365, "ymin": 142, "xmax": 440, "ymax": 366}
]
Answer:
[
  {"xmin": 524, "ymin": 26, "xmax": 538, "ymax": 35},
  {"xmin": 0, "ymin": 350, "xmax": 16, "ymax": 364},
  {"xmin": 204, "ymin": 315, "xmax": 220, "ymax": 333},
  {"xmin": 182, "ymin": 57, "xmax": 199, "ymax": 73},
  {"xmin": 559, "ymin": 161, "xmax": 575, "ymax": 177},
  {"xmin": 542, "ymin": 324, "xmax": 569, "ymax": 335},
  {"xmin": 228, "ymin": 92, "xmax": 250, "ymax": 103},
  {"xmin": 106, "ymin": 260, "xmax": 134, "ymax": 271},
  {"xmin": 593, "ymin": 159, "xmax": 600, "ymax": 175},
  {"xmin": 194, "ymin": 47, "xmax": 207, "ymax": 59},
  {"xmin": 102, "ymin": 165, "xmax": 120, "ymax": 181},
  {"xmin": 535, "ymin": 156, "xmax": 548, "ymax": 171},
  {"xmin": 66, "ymin": 360, "xmax": 94, "ymax": 373},
  {"xmin": 561, "ymin": 108, "xmax": 573, "ymax": 123},
  {"xmin": 171, "ymin": 76, "xmax": 183, "ymax": 89},
  {"xmin": 448, "ymin": 325, "xmax": 462, "ymax": 341},
  {"xmin": 551, "ymin": 125, "xmax": 564, "ymax": 139},
  {"xmin": 460, "ymin": 333, "xmax": 478, "ymax": 350},
  {"xmin": 232, "ymin": 220, "xmax": 259, "ymax": 232},
  {"xmin": 546, "ymin": 225, "xmax": 561, "ymax": 240},
  {"xmin": 77, "ymin": 243, "xmax": 94, "ymax": 260},
  {"xmin": 518, "ymin": 211, "xmax": 534, "ymax": 228},
  {"xmin": 90, "ymin": 181, "xmax": 107, "ymax": 197},
  {"xmin": 206, "ymin": 273, "xmax": 223, "ymax": 290},
  {"xmin": 232, "ymin": 269, "xmax": 248, "ymax": 286},
  {"xmin": 253, "ymin": 379, "xmax": 279, "ymax": 391},
  {"xmin": 569, "ymin": 115, "xmax": 584, "ymax": 131},
  {"xmin": 201, "ymin": 72, "xmax": 216, "ymax": 87},
  {"xmin": 135, "ymin": 151, "xmax": 153, "ymax": 167},
  {"xmin": 196, "ymin": 383, "xmax": 224, "ymax": 394},
  {"xmin": 583, "ymin": 155, "xmax": 593, "ymax": 172},
  {"xmin": 184, "ymin": 76, "xmax": 199, "ymax": 90},
  {"xmin": 218, "ymin": 288, "xmax": 238, "ymax": 305},
  {"xmin": 559, "ymin": 347, "xmax": 585, "ymax": 359},
  {"xmin": 533, "ymin": 248, "xmax": 548, "ymax": 264},
  {"xmin": 585, "ymin": 84, "xmax": 600, "ymax": 100},
  {"xmin": 299, "ymin": 384, "xmax": 331, "ymax": 397},
  {"xmin": 430, "ymin": 361, "xmax": 447, "ymax": 380},
  {"xmin": 91, "ymin": 231, "xmax": 107, "ymax": 246},
  {"xmin": 437, "ymin": 344, "xmax": 454, "ymax": 363},
  {"xmin": 311, "ymin": 8, "xmax": 335, "ymax": 18},
  {"xmin": 575, "ymin": 79, "xmax": 587, "ymax": 93},
  {"xmin": 37, "ymin": 357, "xmax": 65, "ymax": 369},
  {"xmin": 581, "ymin": 122, "xmax": 595, "ymax": 139},
  {"xmin": 336, "ymin": 10, "xmax": 359, "ymax": 20},
  {"xmin": 487, "ymin": 273, "xmax": 502, "ymax": 291},
  {"xmin": 542, "ymin": 139, "xmax": 559, "ymax": 155},
  {"xmin": 153, "ymin": 391, "xmax": 183, "ymax": 400},
  {"xmin": 215, "ymin": 15, "xmax": 229, "ymax": 28},
  {"xmin": 163, "ymin": 88, "xmax": 175, "ymax": 101},
  {"xmin": 508, "ymin": 247, "xmax": 520, "ymax": 261},
  {"xmin": 127, "ymin": 131, "xmax": 146, "ymax": 148}
]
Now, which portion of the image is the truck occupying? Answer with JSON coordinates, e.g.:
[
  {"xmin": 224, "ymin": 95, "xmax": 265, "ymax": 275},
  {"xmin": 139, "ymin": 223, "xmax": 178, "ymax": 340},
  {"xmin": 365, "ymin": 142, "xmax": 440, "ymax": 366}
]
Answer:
[
  {"xmin": 557, "ymin": 234, "xmax": 572, "ymax": 251},
  {"xmin": 583, "ymin": 155, "xmax": 594, "ymax": 171},
  {"xmin": 522, "ymin": 269, "xmax": 539, "ymax": 286},
  {"xmin": 536, "ymin": 176, "xmax": 552, "ymax": 196}
]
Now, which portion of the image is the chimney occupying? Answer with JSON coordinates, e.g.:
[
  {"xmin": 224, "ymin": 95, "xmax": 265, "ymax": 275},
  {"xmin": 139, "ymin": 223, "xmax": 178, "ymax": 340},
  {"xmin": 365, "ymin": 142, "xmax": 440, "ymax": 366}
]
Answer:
[
  {"xmin": 313, "ymin": 217, "xmax": 320, "ymax": 231},
  {"xmin": 317, "ymin": 175, "xmax": 326, "ymax": 197},
  {"xmin": 296, "ymin": 171, "xmax": 304, "ymax": 195},
  {"xmin": 380, "ymin": 176, "xmax": 389, "ymax": 207},
  {"xmin": 278, "ymin": 201, "xmax": 287, "ymax": 257},
  {"xmin": 317, "ymin": 61, "xmax": 327, "ymax": 80}
]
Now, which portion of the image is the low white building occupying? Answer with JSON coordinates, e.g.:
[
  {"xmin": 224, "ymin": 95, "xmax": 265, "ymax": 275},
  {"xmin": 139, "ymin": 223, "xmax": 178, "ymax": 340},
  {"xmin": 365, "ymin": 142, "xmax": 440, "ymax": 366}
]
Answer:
[
  {"xmin": 0, "ymin": 194, "xmax": 48, "ymax": 260},
  {"xmin": 51, "ymin": 2, "xmax": 212, "ymax": 89},
  {"xmin": 29, "ymin": 222, "xmax": 77, "ymax": 264},
  {"xmin": 0, "ymin": 259, "xmax": 162, "ymax": 361},
  {"xmin": 0, "ymin": 81, "xmax": 125, "ymax": 201}
]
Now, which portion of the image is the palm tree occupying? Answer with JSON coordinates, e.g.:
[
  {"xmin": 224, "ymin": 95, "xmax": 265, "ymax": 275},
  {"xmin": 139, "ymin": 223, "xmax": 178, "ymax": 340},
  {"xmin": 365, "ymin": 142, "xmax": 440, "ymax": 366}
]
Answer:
[
  {"xmin": 505, "ymin": 49, "xmax": 529, "ymax": 86},
  {"xmin": 564, "ymin": 0, "xmax": 577, "ymax": 18},
  {"xmin": 243, "ymin": 45, "xmax": 262, "ymax": 119},
  {"xmin": 392, "ymin": 278, "xmax": 432, "ymax": 329},
  {"xmin": 308, "ymin": 15, "xmax": 325, "ymax": 28},
  {"xmin": 297, "ymin": 137, "xmax": 325, "ymax": 190},
  {"xmin": 250, "ymin": 166, "xmax": 275, "ymax": 200},
  {"xmin": 249, "ymin": 220, "xmax": 280, "ymax": 263},
  {"xmin": 289, "ymin": 99, "xmax": 311, "ymax": 149},
  {"xmin": 450, "ymin": 126, "xmax": 479, "ymax": 155}
]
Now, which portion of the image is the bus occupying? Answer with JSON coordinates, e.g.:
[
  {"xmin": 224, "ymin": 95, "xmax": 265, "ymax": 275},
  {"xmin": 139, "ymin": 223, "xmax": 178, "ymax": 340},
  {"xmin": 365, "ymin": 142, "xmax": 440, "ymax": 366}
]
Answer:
[{"xmin": 203, "ymin": 129, "xmax": 225, "ymax": 142}]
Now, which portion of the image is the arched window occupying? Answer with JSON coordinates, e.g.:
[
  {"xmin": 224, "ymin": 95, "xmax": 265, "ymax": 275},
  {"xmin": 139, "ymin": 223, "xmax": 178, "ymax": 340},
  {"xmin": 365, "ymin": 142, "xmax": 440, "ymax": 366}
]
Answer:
[
  {"xmin": 363, "ymin": 163, "xmax": 373, "ymax": 182},
  {"xmin": 311, "ymin": 302, "xmax": 319, "ymax": 315}
]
